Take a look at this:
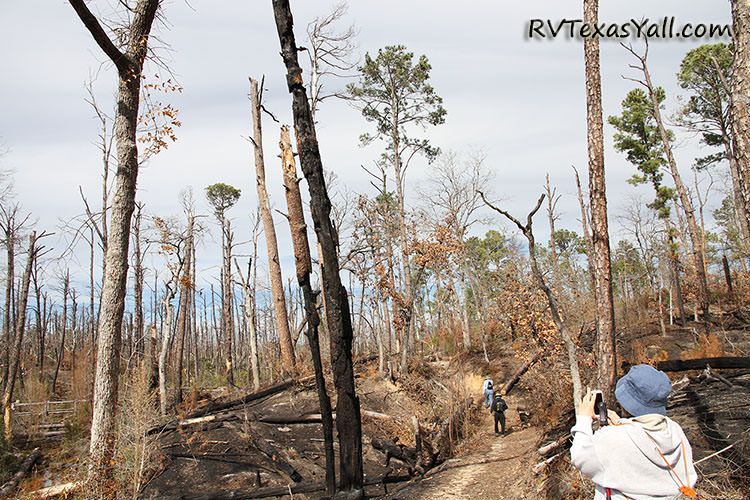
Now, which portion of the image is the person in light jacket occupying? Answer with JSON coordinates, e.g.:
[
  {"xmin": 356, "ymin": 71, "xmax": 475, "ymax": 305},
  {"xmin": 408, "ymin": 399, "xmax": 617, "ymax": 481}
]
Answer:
[
  {"xmin": 482, "ymin": 376, "xmax": 494, "ymax": 409},
  {"xmin": 570, "ymin": 365, "xmax": 698, "ymax": 500}
]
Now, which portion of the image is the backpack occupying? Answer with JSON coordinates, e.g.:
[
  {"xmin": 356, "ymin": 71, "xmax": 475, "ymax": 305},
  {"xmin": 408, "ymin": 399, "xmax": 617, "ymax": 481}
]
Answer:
[
  {"xmin": 493, "ymin": 398, "xmax": 507, "ymax": 412},
  {"xmin": 486, "ymin": 380, "xmax": 493, "ymax": 391}
]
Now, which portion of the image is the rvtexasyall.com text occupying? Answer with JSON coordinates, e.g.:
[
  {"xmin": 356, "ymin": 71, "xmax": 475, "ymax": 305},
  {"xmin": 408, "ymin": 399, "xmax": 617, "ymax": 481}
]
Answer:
[{"xmin": 528, "ymin": 17, "xmax": 731, "ymax": 40}]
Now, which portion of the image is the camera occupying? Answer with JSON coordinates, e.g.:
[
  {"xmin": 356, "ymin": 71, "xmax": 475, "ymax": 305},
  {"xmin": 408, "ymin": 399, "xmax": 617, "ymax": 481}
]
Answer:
[{"xmin": 593, "ymin": 390, "xmax": 608, "ymax": 427}]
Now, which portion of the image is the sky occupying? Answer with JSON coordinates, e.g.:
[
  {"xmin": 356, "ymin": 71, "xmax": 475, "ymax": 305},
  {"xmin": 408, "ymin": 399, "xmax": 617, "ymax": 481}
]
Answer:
[{"xmin": 0, "ymin": 0, "xmax": 735, "ymax": 300}]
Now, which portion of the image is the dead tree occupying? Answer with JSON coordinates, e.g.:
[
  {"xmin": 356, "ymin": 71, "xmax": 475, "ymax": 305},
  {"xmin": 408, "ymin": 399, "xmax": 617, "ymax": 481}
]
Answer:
[
  {"xmin": 132, "ymin": 202, "xmax": 145, "ymax": 358},
  {"xmin": 51, "ymin": 270, "xmax": 70, "ymax": 395},
  {"xmin": 480, "ymin": 192, "xmax": 583, "ymax": 410},
  {"xmin": 67, "ymin": 0, "xmax": 162, "ymax": 489},
  {"xmin": 278, "ymin": 124, "xmax": 336, "ymax": 495},
  {"xmin": 249, "ymin": 77, "xmax": 296, "ymax": 376},
  {"xmin": 272, "ymin": 0, "xmax": 364, "ymax": 494},
  {"xmin": 584, "ymin": 0, "xmax": 617, "ymax": 401},
  {"xmin": 175, "ymin": 194, "xmax": 195, "ymax": 405},
  {"xmin": 572, "ymin": 166, "xmax": 597, "ymax": 295},
  {"xmin": 544, "ymin": 174, "xmax": 561, "ymax": 284},
  {"xmin": 3, "ymin": 231, "xmax": 48, "ymax": 443}
]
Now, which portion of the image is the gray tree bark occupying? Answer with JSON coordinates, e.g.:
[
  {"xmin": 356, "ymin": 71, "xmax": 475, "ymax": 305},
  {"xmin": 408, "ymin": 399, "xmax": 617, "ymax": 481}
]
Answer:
[
  {"xmin": 67, "ymin": 0, "xmax": 161, "ymax": 491},
  {"xmin": 249, "ymin": 78, "xmax": 296, "ymax": 376}
]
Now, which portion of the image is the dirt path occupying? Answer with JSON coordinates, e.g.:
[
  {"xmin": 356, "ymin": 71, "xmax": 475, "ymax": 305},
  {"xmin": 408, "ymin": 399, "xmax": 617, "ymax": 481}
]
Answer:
[{"xmin": 386, "ymin": 400, "xmax": 542, "ymax": 500}]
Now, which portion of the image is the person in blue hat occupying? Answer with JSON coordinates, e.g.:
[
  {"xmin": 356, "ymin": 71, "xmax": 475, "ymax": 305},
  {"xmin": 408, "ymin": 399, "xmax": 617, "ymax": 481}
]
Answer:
[{"xmin": 570, "ymin": 365, "xmax": 698, "ymax": 499}]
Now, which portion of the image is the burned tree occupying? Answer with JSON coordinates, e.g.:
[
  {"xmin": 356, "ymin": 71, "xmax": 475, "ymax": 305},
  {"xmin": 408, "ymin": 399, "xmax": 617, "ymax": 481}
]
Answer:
[
  {"xmin": 278, "ymin": 125, "xmax": 337, "ymax": 494},
  {"xmin": 272, "ymin": 0, "xmax": 364, "ymax": 494}
]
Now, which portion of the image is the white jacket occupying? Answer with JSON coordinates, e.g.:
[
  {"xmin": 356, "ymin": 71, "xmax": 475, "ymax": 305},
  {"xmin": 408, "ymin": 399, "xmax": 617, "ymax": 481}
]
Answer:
[{"xmin": 570, "ymin": 414, "xmax": 697, "ymax": 499}]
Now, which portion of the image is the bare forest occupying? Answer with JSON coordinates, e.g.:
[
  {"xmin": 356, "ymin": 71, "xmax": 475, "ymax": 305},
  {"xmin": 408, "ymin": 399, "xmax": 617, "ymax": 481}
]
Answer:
[{"xmin": 0, "ymin": 1, "xmax": 749, "ymax": 499}]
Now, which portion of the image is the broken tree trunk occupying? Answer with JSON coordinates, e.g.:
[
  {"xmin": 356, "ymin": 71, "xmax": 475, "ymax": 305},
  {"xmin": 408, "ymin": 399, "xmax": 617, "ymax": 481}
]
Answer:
[
  {"xmin": 249, "ymin": 76, "xmax": 296, "ymax": 376},
  {"xmin": 0, "ymin": 447, "xmax": 41, "ymax": 498},
  {"xmin": 501, "ymin": 351, "xmax": 542, "ymax": 395},
  {"xmin": 272, "ymin": 1, "xmax": 364, "ymax": 494},
  {"xmin": 480, "ymin": 192, "xmax": 583, "ymax": 410},
  {"xmin": 249, "ymin": 436, "xmax": 303, "ymax": 483},
  {"xmin": 277, "ymin": 122, "xmax": 336, "ymax": 495}
]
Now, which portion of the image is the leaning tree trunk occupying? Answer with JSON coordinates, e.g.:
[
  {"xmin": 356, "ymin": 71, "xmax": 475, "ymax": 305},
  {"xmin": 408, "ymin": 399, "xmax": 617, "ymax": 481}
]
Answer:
[
  {"xmin": 730, "ymin": 0, "xmax": 750, "ymax": 240},
  {"xmin": 641, "ymin": 63, "xmax": 710, "ymax": 326},
  {"xmin": 249, "ymin": 78, "xmax": 296, "ymax": 376},
  {"xmin": 272, "ymin": 1, "xmax": 364, "ymax": 494},
  {"xmin": 583, "ymin": 0, "xmax": 616, "ymax": 401},
  {"xmin": 67, "ymin": 0, "xmax": 161, "ymax": 491},
  {"xmin": 3, "ymin": 232, "xmax": 39, "ymax": 443},
  {"xmin": 480, "ymin": 194, "xmax": 583, "ymax": 410},
  {"xmin": 278, "ymin": 123, "xmax": 337, "ymax": 495}
]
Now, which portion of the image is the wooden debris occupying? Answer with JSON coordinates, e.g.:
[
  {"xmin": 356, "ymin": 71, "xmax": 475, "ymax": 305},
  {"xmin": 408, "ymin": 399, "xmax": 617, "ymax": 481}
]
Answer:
[
  {"xmin": 28, "ymin": 481, "xmax": 81, "ymax": 499},
  {"xmin": 657, "ymin": 356, "xmax": 750, "ymax": 372},
  {"xmin": 249, "ymin": 437, "xmax": 303, "ymax": 483},
  {"xmin": 0, "ymin": 447, "xmax": 41, "ymax": 498}
]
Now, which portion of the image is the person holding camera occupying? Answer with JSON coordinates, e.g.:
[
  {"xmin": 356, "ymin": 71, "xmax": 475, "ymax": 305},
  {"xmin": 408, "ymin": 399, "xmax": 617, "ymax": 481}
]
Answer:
[{"xmin": 570, "ymin": 364, "xmax": 697, "ymax": 499}]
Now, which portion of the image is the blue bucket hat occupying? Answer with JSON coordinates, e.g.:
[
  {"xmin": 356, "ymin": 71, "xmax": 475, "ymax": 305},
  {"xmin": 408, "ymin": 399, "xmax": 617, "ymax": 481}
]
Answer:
[{"xmin": 614, "ymin": 364, "xmax": 672, "ymax": 416}]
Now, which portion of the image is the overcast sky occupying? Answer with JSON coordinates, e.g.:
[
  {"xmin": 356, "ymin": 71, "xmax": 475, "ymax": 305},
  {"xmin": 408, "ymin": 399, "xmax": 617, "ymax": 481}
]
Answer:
[{"xmin": 0, "ymin": 0, "xmax": 734, "ymax": 297}]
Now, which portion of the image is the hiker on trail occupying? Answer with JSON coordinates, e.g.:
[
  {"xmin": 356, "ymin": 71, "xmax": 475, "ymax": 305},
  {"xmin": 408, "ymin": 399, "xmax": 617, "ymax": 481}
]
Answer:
[
  {"xmin": 482, "ymin": 376, "xmax": 494, "ymax": 408},
  {"xmin": 570, "ymin": 364, "xmax": 697, "ymax": 500},
  {"xmin": 491, "ymin": 392, "xmax": 508, "ymax": 435}
]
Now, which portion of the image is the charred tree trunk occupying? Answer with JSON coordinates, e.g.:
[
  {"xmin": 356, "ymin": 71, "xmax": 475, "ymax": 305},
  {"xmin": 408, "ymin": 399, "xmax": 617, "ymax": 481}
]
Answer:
[
  {"xmin": 271, "ymin": 2, "xmax": 364, "ymax": 494},
  {"xmin": 67, "ymin": 0, "xmax": 161, "ymax": 489},
  {"xmin": 278, "ymin": 123, "xmax": 336, "ymax": 495},
  {"xmin": 249, "ymin": 78, "xmax": 296, "ymax": 376},
  {"xmin": 584, "ymin": 0, "xmax": 617, "ymax": 402}
]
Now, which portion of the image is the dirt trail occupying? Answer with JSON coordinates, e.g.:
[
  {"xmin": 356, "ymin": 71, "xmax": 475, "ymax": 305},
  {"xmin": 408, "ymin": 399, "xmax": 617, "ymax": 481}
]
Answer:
[{"xmin": 386, "ymin": 397, "xmax": 543, "ymax": 500}]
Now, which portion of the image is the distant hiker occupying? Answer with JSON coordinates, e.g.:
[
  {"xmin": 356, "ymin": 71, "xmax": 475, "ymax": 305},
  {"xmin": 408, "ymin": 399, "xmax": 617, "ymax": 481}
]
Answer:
[
  {"xmin": 482, "ymin": 376, "xmax": 494, "ymax": 408},
  {"xmin": 491, "ymin": 392, "xmax": 508, "ymax": 435},
  {"xmin": 570, "ymin": 364, "xmax": 697, "ymax": 500}
]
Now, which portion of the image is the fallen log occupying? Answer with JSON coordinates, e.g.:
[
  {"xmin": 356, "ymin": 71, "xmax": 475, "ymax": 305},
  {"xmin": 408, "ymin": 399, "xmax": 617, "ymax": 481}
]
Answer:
[
  {"xmin": 249, "ymin": 437, "xmax": 303, "ymax": 483},
  {"xmin": 258, "ymin": 409, "xmax": 396, "ymax": 425},
  {"xmin": 537, "ymin": 433, "xmax": 570, "ymax": 456},
  {"xmin": 148, "ymin": 379, "xmax": 308, "ymax": 435},
  {"xmin": 28, "ymin": 481, "xmax": 81, "ymax": 499},
  {"xmin": 0, "ymin": 447, "xmax": 41, "ymax": 498},
  {"xmin": 657, "ymin": 356, "xmax": 750, "ymax": 372},
  {"xmin": 371, "ymin": 437, "xmax": 417, "ymax": 469},
  {"xmin": 172, "ymin": 473, "xmax": 412, "ymax": 500},
  {"xmin": 501, "ymin": 351, "xmax": 542, "ymax": 395},
  {"xmin": 533, "ymin": 452, "xmax": 563, "ymax": 474}
]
